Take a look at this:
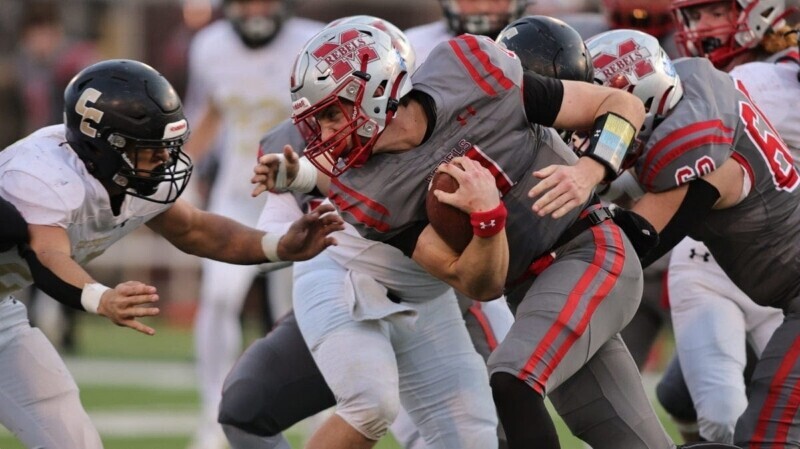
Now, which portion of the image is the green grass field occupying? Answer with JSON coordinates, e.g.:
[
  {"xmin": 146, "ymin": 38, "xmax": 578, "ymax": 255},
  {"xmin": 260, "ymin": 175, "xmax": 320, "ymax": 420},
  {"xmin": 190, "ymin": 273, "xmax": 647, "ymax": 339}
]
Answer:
[{"xmin": 0, "ymin": 314, "xmax": 681, "ymax": 449}]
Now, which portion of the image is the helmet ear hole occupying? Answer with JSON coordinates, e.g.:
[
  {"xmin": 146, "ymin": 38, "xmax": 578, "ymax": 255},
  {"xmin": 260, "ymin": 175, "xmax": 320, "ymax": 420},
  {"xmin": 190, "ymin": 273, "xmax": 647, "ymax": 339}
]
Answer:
[{"xmin": 643, "ymin": 97, "xmax": 654, "ymax": 112}]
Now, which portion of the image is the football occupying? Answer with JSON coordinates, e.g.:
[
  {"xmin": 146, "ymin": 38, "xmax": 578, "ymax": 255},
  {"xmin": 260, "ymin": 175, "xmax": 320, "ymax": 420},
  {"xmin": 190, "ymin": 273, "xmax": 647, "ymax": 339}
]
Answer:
[{"xmin": 426, "ymin": 171, "xmax": 472, "ymax": 253}]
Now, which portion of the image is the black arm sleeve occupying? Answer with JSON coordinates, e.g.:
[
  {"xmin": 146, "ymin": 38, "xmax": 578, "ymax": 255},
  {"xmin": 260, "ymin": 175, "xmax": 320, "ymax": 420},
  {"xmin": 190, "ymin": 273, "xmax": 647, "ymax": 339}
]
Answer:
[
  {"xmin": 18, "ymin": 244, "xmax": 86, "ymax": 311},
  {"xmin": 0, "ymin": 196, "xmax": 29, "ymax": 252},
  {"xmin": 522, "ymin": 70, "xmax": 564, "ymax": 127},
  {"xmin": 2, "ymin": 195, "xmax": 87, "ymax": 311},
  {"xmin": 640, "ymin": 178, "xmax": 720, "ymax": 268}
]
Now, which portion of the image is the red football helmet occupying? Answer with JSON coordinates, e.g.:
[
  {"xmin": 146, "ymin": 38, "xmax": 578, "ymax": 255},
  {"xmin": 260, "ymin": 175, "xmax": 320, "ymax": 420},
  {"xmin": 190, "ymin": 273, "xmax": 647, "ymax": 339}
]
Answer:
[
  {"xmin": 603, "ymin": 0, "xmax": 675, "ymax": 38},
  {"xmin": 290, "ymin": 24, "xmax": 412, "ymax": 177},
  {"xmin": 671, "ymin": 0, "xmax": 790, "ymax": 68}
]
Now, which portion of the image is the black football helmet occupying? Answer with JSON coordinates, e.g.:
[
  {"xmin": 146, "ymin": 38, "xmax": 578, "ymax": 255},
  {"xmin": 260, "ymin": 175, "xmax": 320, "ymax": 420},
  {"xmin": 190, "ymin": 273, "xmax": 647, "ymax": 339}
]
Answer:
[
  {"xmin": 440, "ymin": 0, "xmax": 531, "ymax": 38},
  {"xmin": 496, "ymin": 15, "xmax": 594, "ymax": 82},
  {"xmin": 223, "ymin": 0, "xmax": 290, "ymax": 48},
  {"xmin": 64, "ymin": 59, "xmax": 192, "ymax": 204}
]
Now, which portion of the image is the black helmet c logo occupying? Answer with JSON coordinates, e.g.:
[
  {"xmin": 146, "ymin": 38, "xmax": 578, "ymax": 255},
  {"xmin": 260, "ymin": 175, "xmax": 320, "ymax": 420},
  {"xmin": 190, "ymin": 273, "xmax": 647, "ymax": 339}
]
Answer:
[{"xmin": 75, "ymin": 88, "xmax": 104, "ymax": 138}]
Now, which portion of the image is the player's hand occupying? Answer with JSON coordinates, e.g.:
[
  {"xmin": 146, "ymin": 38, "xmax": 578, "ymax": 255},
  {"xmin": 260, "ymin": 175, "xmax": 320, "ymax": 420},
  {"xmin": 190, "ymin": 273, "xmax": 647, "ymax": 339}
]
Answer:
[
  {"xmin": 435, "ymin": 157, "xmax": 501, "ymax": 213},
  {"xmin": 529, "ymin": 157, "xmax": 605, "ymax": 219},
  {"xmin": 251, "ymin": 145, "xmax": 301, "ymax": 197},
  {"xmin": 96, "ymin": 281, "xmax": 160, "ymax": 336},
  {"xmin": 277, "ymin": 203, "xmax": 345, "ymax": 261}
]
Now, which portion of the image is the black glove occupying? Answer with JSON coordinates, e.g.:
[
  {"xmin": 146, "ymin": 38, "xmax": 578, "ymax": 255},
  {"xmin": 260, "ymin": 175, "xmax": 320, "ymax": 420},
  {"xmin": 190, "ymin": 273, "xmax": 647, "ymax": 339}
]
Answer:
[
  {"xmin": 610, "ymin": 204, "xmax": 659, "ymax": 262},
  {"xmin": 0, "ymin": 196, "xmax": 29, "ymax": 252}
]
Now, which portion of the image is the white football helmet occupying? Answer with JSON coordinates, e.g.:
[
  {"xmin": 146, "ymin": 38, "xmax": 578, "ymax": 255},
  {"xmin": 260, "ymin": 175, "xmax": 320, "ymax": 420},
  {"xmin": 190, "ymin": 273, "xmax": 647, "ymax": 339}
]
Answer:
[
  {"xmin": 440, "ymin": 0, "xmax": 531, "ymax": 37},
  {"xmin": 671, "ymin": 0, "xmax": 790, "ymax": 68},
  {"xmin": 325, "ymin": 15, "xmax": 416, "ymax": 73},
  {"xmin": 290, "ymin": 24, "xmax": 412, "ymax": 177},
  {"xmin": 586, "ymin": 29, "xmax": 684, "ymax": 138}
]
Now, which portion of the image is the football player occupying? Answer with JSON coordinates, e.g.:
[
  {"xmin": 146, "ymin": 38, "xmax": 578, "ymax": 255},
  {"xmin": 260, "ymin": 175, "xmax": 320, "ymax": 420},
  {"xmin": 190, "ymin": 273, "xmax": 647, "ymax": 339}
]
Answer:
[
  {"xmin": 0, "ymin": 59, "xmax": 342, "ymax": 449},
  {"xmin": 220, "ymin": 16, "xmax": 503, "ymax": 449},
  {"xmin": 588, "ymin": 28, "xmax": 800, "ymax": 448},
  {"xmin": 636, "ymin": 0, "xmax": 797, "ymax": 443},
  {"xmin": 253, "ymin": 22, "xmax": 686, "ymax": 449},
  {"xmin": 182, "ymin": 1, "xmax": 325, "ymax": 446}
]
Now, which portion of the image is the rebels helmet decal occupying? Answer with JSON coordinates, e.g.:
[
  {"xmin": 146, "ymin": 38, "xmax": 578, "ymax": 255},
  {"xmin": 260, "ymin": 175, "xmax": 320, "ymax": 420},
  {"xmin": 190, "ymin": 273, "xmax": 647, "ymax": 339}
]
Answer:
[
  {"xmin": 587, "ymin": 30, "xmax": 684, "ymax": 138},
  {"xmin": 593, "ymin": 39, "xmax": 656, "ymax": 90},
  {"xmin": 311, "ymin": 28, "xmax": 380, "ymax": 82},
  {"xmin": 75, "ymin": 88, "xmax": 104, "ymax": 138},
  {"xmin": 324, "ymin": 15, "xmax": 417, "ymax": 74}
]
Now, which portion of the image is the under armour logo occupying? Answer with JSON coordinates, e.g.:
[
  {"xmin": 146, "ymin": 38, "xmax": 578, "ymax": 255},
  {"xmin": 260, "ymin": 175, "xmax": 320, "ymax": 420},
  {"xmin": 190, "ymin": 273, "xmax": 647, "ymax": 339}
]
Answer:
[
  {"xmin": 479, "ymin": 220, "xmax": 496, "ymax": 229},
  {"xmin": 689, "ymin": 248, "xmax": 710, "ymax": 262},
  {"xmin": 456, "ymin": 105, "xmax": 477, "ymax": 126}
]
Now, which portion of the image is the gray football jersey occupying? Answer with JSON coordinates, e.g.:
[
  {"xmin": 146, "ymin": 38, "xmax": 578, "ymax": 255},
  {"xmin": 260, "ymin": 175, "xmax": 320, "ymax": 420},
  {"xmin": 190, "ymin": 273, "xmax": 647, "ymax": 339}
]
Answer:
[
  {"xmin": 637, "ymin": 58, "xmax": 800, "ymax": 308},
  {"xmin": 330, "ymin": 35, "xmax": 584, "ymax": 283}
]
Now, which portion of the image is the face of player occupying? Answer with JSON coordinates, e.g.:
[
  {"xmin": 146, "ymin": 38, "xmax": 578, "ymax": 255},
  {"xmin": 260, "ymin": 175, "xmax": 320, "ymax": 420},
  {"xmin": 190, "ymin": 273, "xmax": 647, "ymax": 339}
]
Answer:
[
  {"xmin": 127, "ymin": 147, "xmax": 172, "ymax": 175},
  {"xmin": 315, "ymin": 100, "xmax": 358, "ymax": 160},
  {"xmin": 682, "ymin": 1, "xmax": 738, "ymax": 47}
]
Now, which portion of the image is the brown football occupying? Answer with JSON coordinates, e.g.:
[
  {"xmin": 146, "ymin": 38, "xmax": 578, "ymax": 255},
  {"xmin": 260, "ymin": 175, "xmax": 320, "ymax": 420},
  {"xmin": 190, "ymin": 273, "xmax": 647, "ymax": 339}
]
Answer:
[{"xmin": 426, "ymin": 171, "xmax": 472, "ymax": 253}]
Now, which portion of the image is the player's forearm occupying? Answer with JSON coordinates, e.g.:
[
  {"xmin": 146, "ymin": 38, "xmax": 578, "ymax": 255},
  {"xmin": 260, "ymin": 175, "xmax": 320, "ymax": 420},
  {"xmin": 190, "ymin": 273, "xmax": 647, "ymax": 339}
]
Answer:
[
  {"xmin": 454, "ymin": 233, "xmax": 509, "ymax": 301},
  {"xmin": 171, "ymin": 213, "xmax": 269, "ymax": 264},
  {"xmin": 33, "ymin": 249, "xmax": 96, "ymax": 290},
  {"xmin": 592, "ymin": 89, "xmax": 646, "ymax": 134}
]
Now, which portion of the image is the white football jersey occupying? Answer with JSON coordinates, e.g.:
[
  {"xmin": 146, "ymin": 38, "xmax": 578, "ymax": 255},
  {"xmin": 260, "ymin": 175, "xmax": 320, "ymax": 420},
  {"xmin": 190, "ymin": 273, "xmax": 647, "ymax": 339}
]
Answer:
[
  {"xmin": 187, "ymin": 17, "xmax": 324, "ymax": 202},
  {"xmin": 404, "ymin": 20, "xmax": 451, "ymax": 68},
  {"xmin": 0, "ymin": 125, "xmax": 173, "ymax": 297}
]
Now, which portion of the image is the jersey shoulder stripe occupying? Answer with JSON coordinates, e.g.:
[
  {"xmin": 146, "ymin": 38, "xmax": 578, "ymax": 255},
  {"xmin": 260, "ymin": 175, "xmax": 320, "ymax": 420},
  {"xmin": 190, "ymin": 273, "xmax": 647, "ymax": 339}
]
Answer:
[
  {"xmin": 328, "ymin": 191, "xmax": 390, "ymax": 233},
  {"xmin": 446, "ymin": 34, "xmax": 520, "ymax": 97},
  {"xmin": 639, "ymin": 119, "xmax": 734, "ymax": 190},
  {"xmin": 638, "ymin": 59, "xmax": 739, "ymax": 192},
  {"xmin": 329, "ymin": 178, "xmax": 391, "ymax": 233}
]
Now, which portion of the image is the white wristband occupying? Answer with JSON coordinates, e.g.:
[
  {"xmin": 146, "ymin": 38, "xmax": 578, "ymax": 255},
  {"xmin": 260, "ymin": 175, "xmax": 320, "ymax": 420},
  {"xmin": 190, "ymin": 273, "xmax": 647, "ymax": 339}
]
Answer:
[
  {"xmin": 81, "ymin": 282, "xmax": 110, "ymax": 314},
  {"xmin": 288, "ymin": 157, "xmax": 318, "ymax": 193},
  {"xmin": 272, "ymin": 155, "xmax": 317, "ymax": 193},
  {"xmin": 261, "ymin": 233, "xmax": 283, "ymax": 262}
]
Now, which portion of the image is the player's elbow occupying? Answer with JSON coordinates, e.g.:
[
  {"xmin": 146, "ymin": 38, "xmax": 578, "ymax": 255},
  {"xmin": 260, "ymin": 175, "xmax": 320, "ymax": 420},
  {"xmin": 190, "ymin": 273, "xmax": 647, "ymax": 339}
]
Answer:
[
  {"xmin": 460, "ymin": 277, "xmax": 505, "ymax": 302},
  {"xmin": 471, "ymin": 287, "xmax": 505, "ymax": 302}
]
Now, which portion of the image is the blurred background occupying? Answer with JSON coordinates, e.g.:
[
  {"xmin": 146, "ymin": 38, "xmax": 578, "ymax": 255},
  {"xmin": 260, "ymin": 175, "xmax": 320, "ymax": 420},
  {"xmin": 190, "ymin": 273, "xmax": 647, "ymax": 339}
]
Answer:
[{"xmin": 0, "ymin": 0, "xmax": 682, "ymax": 448}]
